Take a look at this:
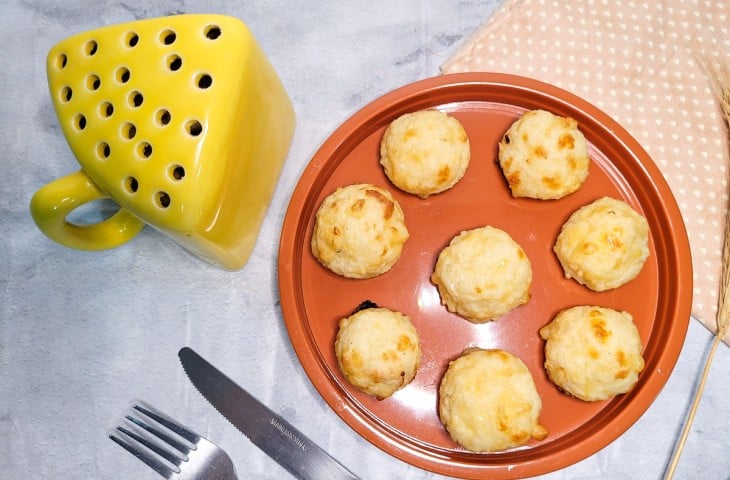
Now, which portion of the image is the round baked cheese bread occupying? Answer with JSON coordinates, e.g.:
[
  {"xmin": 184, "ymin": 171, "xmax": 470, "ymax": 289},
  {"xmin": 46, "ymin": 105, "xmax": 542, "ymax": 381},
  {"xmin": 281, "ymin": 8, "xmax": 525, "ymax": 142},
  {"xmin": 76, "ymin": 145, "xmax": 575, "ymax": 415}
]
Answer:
[
  {"xmin": 335, "ymin": 304, "xmax": 421, "ymax": 400},
  {"xmin": 498, "ymin": 109, "xmax": 590, "ymax": 199},
  {"xmin": 553, "ymin": 196, "xmax": 650, "ymax": 291},
  {"xmin": 379, "ymin": 109, "xmax": 470, "ymax": 198},
  {"xmin": 431, "ymin": 226, "xmax": 532, "ymax": 323},
  {"xmin": 311, "ymin": 183, "xmax": 409, "ymax": 279},
  {"xmin": 438, "ymin": 348, "xmax": 548, "ymax": 452},
  {"xmin": 539, "ymin": 305, "xmax": 645, "ymax": 401}
]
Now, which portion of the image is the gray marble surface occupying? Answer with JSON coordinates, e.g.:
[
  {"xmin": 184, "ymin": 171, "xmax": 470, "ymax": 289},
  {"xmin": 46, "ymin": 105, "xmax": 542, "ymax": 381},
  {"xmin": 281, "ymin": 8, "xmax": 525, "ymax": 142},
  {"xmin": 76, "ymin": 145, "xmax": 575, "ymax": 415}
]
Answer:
[{"xmin": 2, "ymin": 1, "xmax": 730, "ymax": 479}]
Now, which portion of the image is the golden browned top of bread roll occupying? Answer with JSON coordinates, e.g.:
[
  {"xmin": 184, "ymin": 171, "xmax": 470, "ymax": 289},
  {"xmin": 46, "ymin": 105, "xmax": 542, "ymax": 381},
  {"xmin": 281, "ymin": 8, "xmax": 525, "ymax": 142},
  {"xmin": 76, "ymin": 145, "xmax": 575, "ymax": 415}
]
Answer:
[
  {"xmin": 540, "ymin": 305, "xmax": 645, "ymax": 402},
  {"xmin": 439, "ymin": 348, "xmax": 548, "ymax": 452},
  {"xmin": 335, "ymin": 305, "xmax": 421, "ymax": 400},
  {"xmin": 431, "ymin": 226, "xmax": 532, "ymax": 323},
  {"xmin": 311, "ymin": 183, "xmax": 409, "ymax": 279},
  {"xmin": 498, "ymin": 109, "xmax": 590, "ymax": 199},
  {"xmin": 553, "ymin": 196, "xmax": 650, "ymax": 291},
  {"xmin": 380, "ymin": 109, "xmax": 470, "ymax": 198}
]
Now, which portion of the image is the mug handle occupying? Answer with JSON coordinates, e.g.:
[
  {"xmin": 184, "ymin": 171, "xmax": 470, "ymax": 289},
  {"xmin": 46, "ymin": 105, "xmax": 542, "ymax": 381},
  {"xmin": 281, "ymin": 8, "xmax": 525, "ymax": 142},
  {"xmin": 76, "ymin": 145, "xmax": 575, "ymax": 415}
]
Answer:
[{"xmin": 30, "ymin": 170, "xmax": 145, "ymax": 250}]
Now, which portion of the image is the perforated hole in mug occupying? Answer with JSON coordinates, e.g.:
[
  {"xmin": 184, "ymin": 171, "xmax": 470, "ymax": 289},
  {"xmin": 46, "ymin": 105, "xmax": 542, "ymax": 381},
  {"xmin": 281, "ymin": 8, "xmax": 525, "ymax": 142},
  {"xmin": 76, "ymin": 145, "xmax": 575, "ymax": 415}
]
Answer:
[
  {"xmin": 125, "ymin": 32, "xmax": 139, "ymax": 48},
  {"xmin": 205, "ymin": 25, "xmax": 221, "ymax": 40},
  {"xmin": 124, "ymin": 176, "xmax": 139, "ymax": 193},
  {"xmin": 60, "ymin": 86, "xmax": 73, "ymax": 103},
  {"xmin": 167, "ymin": 54, "xmax": 182, "ymax": 72},
  {"xmin": 169, "ymin": 164, "xmax": 185, "ymax": 181},
  {"xmin": 115, "ymin": 67, "xmax": 130, "ymax": 84},
  {"xmin": 128, "ymin": 91, "xmax": 144, "ymax": 108},
  {"xmin": 74, "ymin": 114, "xmax": 87, "ymax": 131},
  {"xmin": 99, "ymin": 101, "xmax": 114, "ymax": 118},
  {"xmin": 186, "ymin": 120, "xmax": 203, "ymax": 137},
  {"xmin": 84, "ymin": 40, "xmax": 98, "ymax": 56},
  {"xmin": 161, "ymin": 29, "xmax": 177, "ymax": 45},
  {"xmin": 96, "ymin": 141, "xmax": 111, "ymax": 160},
  {"xmin": 121, "ymin": 122, "xmax": 137, "ymax": 140},
  {"xmin": 196, "ymin": 73, "xmax": 212, "ymax": 89},
  {"xmin": 156, "ymin": 109, "xmax": 171, "ymax": 126},
  {"xmin": 155, "ymin": 191, "xmax": 171, "ymax": 208},
  {"xmin": 55, "ymin": 53, "xmax": 68, "ymax": 70},
  {"xmin": 136, "ymin": 142, "xmax": 153, "ymax": 159},
  {"xmin": 86, "ymin": 74, "xmax": 101, "ymax": 91}
]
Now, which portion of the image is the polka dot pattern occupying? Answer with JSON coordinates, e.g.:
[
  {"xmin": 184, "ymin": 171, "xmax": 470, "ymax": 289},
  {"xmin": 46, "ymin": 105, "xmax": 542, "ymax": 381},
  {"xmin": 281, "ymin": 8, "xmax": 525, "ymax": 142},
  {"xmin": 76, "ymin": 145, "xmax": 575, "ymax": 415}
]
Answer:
[{"xmin": 442, "ymin": 0, "xmax": 730, "ymax": 343}]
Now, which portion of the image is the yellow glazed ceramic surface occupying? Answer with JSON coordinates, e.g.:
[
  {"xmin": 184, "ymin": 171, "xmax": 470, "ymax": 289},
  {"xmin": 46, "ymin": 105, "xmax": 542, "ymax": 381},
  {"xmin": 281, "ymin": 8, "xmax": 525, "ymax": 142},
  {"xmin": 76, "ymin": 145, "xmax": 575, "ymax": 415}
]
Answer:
[{"xmin": 31, "ymin": 14, "xmax": 296, "ymax": 270}]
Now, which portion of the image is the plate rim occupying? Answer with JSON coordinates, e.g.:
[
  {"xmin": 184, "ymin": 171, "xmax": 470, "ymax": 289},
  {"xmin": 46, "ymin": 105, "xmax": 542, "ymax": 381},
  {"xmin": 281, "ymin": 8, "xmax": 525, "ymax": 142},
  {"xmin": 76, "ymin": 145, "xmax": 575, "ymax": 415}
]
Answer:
[{"xmin": 277, "ymin": 72, "xmax": 693, "ymax": 478}]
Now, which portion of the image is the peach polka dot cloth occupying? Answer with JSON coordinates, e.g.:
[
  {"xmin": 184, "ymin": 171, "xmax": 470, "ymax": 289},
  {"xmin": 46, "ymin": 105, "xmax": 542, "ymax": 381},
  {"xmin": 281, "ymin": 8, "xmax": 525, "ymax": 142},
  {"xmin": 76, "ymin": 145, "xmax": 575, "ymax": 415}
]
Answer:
[{"xmin": 442, "ymin": 0, "xmax": 730, "ymax": 344}]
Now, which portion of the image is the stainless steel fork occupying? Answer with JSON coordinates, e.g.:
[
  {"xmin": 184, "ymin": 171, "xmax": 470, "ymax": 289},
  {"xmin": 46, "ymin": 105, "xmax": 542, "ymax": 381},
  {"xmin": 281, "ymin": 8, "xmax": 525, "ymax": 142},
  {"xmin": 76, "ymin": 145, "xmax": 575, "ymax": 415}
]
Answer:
[{"xmin": 110, "ymin": 402, "xmax": 238, "ymax": 480}]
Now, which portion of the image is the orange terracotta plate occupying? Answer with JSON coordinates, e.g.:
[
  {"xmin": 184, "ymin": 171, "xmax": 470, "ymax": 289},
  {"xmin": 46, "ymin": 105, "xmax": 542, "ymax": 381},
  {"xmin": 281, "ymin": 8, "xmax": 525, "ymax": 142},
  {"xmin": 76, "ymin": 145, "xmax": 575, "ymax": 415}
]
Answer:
[{"xmin": 278, "ymin": 73, "xmax": 692, "ymax": 479}]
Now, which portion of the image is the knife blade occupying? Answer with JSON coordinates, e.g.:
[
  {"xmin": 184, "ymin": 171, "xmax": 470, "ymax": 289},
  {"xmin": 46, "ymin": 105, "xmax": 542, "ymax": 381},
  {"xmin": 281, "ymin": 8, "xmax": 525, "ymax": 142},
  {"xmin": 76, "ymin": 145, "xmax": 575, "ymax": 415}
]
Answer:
[{"xmin": 178, "ymin": 347, "xmax": 360, "ymax": 480}]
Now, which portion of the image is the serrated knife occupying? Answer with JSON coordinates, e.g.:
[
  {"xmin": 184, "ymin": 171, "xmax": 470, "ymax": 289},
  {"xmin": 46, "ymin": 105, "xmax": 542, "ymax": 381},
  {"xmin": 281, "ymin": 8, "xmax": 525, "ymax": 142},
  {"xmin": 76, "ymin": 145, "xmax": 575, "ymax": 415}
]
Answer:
[{"xmin": 178, "ymin": 347, "xmax": 360, "ymax": 480}]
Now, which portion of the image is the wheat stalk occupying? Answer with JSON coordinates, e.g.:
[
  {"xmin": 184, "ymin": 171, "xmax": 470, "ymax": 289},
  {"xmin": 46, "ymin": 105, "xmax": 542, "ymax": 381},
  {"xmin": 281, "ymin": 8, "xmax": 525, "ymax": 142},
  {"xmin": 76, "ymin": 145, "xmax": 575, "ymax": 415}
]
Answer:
[{"xmin": 664, "ymin": 48, "xmax": 730, "ymax": 480}]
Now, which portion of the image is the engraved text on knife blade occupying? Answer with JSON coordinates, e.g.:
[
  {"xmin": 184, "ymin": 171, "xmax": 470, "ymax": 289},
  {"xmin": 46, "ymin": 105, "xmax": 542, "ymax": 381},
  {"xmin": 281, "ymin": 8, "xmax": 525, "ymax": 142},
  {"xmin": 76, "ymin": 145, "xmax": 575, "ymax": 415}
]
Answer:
[{"xmin": 270, "ymin": 417, "xmax": 309, "ymax": 451}]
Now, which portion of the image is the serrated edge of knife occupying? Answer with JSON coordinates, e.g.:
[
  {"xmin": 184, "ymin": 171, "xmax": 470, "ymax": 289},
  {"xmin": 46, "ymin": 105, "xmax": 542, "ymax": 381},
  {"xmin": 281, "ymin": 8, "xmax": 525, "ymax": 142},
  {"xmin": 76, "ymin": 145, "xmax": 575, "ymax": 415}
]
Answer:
[{"xmin": 178, "ymin": 347, "xmax": 253, "ymax": 439}]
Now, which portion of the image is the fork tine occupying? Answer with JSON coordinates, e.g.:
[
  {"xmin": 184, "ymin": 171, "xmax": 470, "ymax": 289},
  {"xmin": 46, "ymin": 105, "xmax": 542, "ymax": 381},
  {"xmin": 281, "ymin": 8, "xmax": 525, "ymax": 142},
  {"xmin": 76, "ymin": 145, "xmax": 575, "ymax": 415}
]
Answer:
[
  {"xmin": 111, "ymin": 402, "xmax": 238, "ymax": 480},
  {"xmin": 133, "ymin": 402, "xmax": 200, "ymax": 444},
  {"xmin": 125, "ymin": 411, "xmax": 192, "ymax": 457},
  {"xmin": 116, "ymin": 424, "xmax": 186, "ymax": 466},
  {"xmin": 109, "ymin": 428, "xmax": 178, "ymax": 479}
]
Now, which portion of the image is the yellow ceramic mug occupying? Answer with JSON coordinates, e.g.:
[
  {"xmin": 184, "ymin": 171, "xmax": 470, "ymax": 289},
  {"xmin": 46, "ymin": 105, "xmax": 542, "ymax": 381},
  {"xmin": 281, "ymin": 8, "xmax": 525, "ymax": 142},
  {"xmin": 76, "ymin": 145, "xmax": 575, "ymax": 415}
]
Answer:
[{"xmin": 30, "ymin": 14, "xmax": 296, "ymax": 270}]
